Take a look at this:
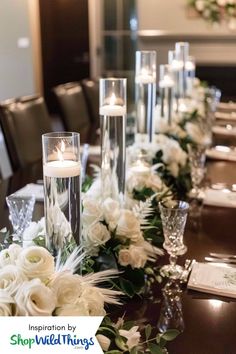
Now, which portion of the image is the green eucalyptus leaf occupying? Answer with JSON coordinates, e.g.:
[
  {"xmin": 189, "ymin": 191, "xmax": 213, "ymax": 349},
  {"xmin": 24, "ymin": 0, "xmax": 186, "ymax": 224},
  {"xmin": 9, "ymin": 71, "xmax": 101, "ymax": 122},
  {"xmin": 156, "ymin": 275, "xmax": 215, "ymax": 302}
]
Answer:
[
  {"xmin": 145, "ymin": 324, "xmax": 152, "ymax": 340},
  {"xmin": 162, "ymin": 329, "xmax": 180, "ymax": 341},
  {"xmin": 105, "ymin": 351, "xmax": 123, "ymax": 354},
  {"xmin": 148, "ymin": 343, "xmax": 163, "ymax": 354}
]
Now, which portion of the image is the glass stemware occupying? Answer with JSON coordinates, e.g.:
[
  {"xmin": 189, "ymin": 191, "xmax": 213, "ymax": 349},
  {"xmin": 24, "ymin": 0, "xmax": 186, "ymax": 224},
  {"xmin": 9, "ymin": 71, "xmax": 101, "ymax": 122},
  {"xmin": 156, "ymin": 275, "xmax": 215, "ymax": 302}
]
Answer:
[
  {"xmin": 6, "ymin": 194, "xmax": 35, "ymax": 244},
  {"xmin": 158, "ymin": 279, "xmax": 184, "ymax": 333},
  {"xmin": 159, "ymin": 200, "xmax": 189, "ymax": 279},
  {"xmin": 187, "ymin": 144, "xmax": 206, "ymax": 199}
]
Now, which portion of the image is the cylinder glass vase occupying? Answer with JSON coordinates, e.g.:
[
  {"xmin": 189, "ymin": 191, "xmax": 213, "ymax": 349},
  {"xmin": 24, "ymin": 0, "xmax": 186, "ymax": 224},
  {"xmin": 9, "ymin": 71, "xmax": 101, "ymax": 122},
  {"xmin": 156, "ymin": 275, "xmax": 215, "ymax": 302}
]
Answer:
[
  {"xmin": 135, "ymin": 50, "xmax": 156, "ymax": 143},
  {"xmin": 159, "ymin": 64, "xmax": 174, "ymax": 125},
  {"xmin": 42, "ymin": 132, "xmax": 81, "ymax": 256},
  {"xmin": 99, "ymin": 78, "xmax": 127, "ymax": 205},
  {"xmin": 175, "ymin": 42, "xmax": 189, "ymax": 99}
]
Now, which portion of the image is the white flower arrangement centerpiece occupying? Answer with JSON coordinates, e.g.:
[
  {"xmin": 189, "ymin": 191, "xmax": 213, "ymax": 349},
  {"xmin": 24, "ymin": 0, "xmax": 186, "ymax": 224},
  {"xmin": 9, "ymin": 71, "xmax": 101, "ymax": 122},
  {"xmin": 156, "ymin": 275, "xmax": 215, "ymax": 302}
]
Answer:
[
  {"xmin": 81, "ymin": 190, "xmax": 164, "ymax": 298},
  {"xmin": 187, "ymin": 0, "xmax": 236, "ymax": 30},
  {"xmin": 127, "ymin": 135, "xmax": 191, "ymax": 199},
  {"xmin": 0, "ymin": 243, "xmax": 121, "ymax": 316}
]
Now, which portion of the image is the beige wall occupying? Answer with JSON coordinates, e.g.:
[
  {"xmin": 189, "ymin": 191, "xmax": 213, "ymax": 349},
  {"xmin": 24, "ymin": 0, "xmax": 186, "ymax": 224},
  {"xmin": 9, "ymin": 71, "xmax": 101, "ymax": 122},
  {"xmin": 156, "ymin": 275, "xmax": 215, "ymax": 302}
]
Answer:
[
  {"xmin": 137, "ymin": 0, "xmax": 236, "ymax": 67},
  {"xmin": 0, "ymin": 0, "xmax": 35, "ymax": 101}
]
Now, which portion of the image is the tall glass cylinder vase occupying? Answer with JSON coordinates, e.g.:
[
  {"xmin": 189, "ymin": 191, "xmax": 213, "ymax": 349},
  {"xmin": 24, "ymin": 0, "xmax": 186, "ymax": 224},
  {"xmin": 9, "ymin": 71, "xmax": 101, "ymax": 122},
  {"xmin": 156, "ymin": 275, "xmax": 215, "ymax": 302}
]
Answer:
[
  {"xmin": 159, "ymin": 64, "xmax": 174, "ymax": 125},
  {"xmin": 186, "ymin": 56, "xmax": 196, "ymax": 97},
  {"xmin": 175, "ymin": 42, "xmax": 189, "ymax": 99},
  {"xmin": 168, "ymin": 50, "xmax": 182, "ymax": 113},
  {"xmin": 42, "ymin": 132, "xmax": 81, "ymax": 256},
  {"xmin": 99, "ymin": 78, "xmax": 127, "ymax": 205},
  {"xmin": 135, "ymin": 50, "xmax": 156, "ymax": 143}
]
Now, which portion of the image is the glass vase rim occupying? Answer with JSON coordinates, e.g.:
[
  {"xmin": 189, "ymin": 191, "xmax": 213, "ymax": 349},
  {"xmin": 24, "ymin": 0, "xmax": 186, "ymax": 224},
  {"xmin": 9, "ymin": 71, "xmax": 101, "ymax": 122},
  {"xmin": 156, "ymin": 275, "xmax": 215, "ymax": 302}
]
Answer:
[
  {"xmin": 99, "ymin": 77, "xmax": 127, "ymax": 82},
  {"xmin": 136, "ymin": 50, "xmax": 156, "ymax": 54},
  {"xmin": 42, "ymin": 132, "xmax": 80, "ymax": 139},
  {"xmin": 159, "ymin": 200, "xmax": 189, "ymax": 210}
]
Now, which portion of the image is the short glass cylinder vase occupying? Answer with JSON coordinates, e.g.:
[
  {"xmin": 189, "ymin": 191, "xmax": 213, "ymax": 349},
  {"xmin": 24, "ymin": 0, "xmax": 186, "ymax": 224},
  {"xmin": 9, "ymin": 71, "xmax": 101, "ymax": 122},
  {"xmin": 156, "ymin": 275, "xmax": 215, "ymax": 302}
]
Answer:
[
  {"xmin": 42, "ymin": 132, "xmax": 81, "ymax": 256},
  {"xmin": 99, "ymin": 78, "xmax": 127, "ymax": 205}
]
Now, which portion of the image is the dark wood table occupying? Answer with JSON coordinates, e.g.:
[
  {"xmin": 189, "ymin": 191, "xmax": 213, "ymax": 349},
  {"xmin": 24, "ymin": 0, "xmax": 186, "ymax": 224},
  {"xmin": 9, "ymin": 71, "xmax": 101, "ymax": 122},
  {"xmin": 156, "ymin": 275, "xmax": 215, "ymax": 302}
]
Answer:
[{"xmin": 1, "ymin": 159, "xmax": 236, "ymax": 354}]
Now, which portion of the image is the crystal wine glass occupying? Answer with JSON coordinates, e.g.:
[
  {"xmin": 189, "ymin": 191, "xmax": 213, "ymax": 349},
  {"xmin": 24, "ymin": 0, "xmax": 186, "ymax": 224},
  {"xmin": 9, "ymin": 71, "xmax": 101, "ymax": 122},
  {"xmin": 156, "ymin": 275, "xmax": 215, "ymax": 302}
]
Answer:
[
  {"xmin": 6, "ymin": 194, "xmax": 35, "ymax": 244},
  {"xmin": 187, "ymin": 144, "xmax": 206, "ymax": 198},
  {"xmin": 159, "ymin": 200, "xmax": 189, "ymax": 279}
]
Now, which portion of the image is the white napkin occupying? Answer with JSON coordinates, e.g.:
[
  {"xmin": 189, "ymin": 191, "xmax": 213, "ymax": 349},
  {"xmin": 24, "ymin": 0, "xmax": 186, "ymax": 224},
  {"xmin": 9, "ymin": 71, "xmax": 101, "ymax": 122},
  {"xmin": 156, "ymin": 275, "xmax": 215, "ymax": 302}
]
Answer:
[
  {"xmin": 80, "ymin": 145, "xmax": 100, "ymax": 156},
  {"xmin": 215, "ymin": 111, "xmax": 236, "ymax": 121},
  {"xmin": 212, "ymin": 125, "xmax": 236, "ymax": 136},
  {"xmin": 204, "ymin": 187, "xmax": 236, "ymax": 208},
  {"xmin": 206, "ymin": 146, "xmax": 236, "ymax": 162},
  {"xmin": 14, "ymin": 183, "xmax": 44, "ymax": 202}
]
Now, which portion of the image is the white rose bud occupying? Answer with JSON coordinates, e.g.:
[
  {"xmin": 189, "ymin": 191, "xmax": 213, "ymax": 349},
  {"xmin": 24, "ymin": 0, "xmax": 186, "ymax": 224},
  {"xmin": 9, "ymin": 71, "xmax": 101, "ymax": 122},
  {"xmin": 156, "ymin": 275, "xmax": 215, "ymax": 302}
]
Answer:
[
  {"xmin": 116, "ymin": 210, "xmax": 142, "ymax": 242},
  {"xmin": 118, "ymin": 249, "xmax": 132, "ymax": 267},
  {"xmin": 86, "ymin": 222, "xmax": 110, "ymax": 246},
  {"xmin": 129, "ymin": 245, "xmax": 147, "ymax": 268},
  {"xmin": 0, "ymin": 290, "xmax": 14, "ymax": 316},
  {"xmin": 0, "ymin": 265, "xmax": 27, "ymax": 296},
  {"xmin": 102, "ymin": 198, "xmax": 120, "ymax": 228},
  {"xmin": 48, "ymin": 271, "xmax": 83, "ymax": 307},
  {"xmin": 82, "ymin": 198, "xmax": 102, "ymax": 226},
  {"xmin": 16, "ymin": 246, "xmax": 54, "ymax": 281},
  {"xmin": 15, "ymin": 278, "xmax": 56, "ymax": 316},
  {"xmin": 0, "ymin": 244, "xmax": 22, "ymax": 268},
  {"xmin": 96, "ymin": 334, "xmax": 111, "ymax": 351}
]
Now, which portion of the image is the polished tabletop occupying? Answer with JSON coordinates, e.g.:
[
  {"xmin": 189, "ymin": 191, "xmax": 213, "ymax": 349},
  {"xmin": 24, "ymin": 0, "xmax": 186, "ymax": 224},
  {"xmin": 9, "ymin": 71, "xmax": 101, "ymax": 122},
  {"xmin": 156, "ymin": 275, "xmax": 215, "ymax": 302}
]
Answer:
[{"xmin": 1, "ymin": 159, "xmax": 236, "ymax": 354}]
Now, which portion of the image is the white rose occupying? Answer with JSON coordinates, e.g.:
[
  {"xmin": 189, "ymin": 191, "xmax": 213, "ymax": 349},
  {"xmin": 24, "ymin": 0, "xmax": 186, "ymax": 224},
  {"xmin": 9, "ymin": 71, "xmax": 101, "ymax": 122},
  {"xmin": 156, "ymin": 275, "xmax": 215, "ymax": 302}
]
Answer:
[
  {"xmin": 129, "ymin": 245, "xmax": 147, "ymax": 268},
  {"xmin": 116, "ymin": 210, "xmax": 142, "ymax": 242},
  {"xmin": 119, "ymin": 326, "xmax": 141, "ymax": 350},
  {"xmin": 55, "ymin": 301, "xmax": 89, "ymax": 316},
  {"xmin": 82, "ymin": 198, "xmax": 102, "ymax": 226},
  {"xmin": 118, "ymin": 249, "xmax": 132, "ymax": 267},
  {"xmin": 145, "ymin": 174, "xmax": 163, "ymax": 191},
  {"xmin": 86, "ymin": 222, "xmax": 110, "ymax": 246},
  {"xmin": 22, "ymin": 218, "xmax": 45, "ymax": 248},
  {"xmin": 126, "ymin": 173, "xmax": 147, "ymax": 193},
  {"xmin": 0, "ymin": 265, "xmax": 27, "ymax": 296},
  {"xmin": 102, "ymin": 198, "xmax": 120, "ymax": 228},
  {"xmin": 15, "ymin": 278, "xmax": 56, "ymax": 316},
  {"xmin": 118, "ymin": 246, "xmax": 147, "ymax": 268},
  {"xmin": 96, "ymin": 334, "xmax": 111, "ymax": 351},
  {"xmin": 217, "ymin": 0, "xmax": 227, "ymax": 5},
  {"xmin": 48, "ymin": 271, "xmax": 83, "ymax": 307},
  {"xmin": 81, "ymin": 286, "xmax": 106, "ymax": 316},
  {"xmin": 195, "ymin": 0, "xmax": 205, "ymax": 11},
  {"xmin": 0, "ymin": 290, "xmax": 14, "ymax": 316},
  {"xmin": 16, "ymin": 246, "xmax": 54, "ymax": 281},
  {"xmin": 0, "ymin": 244, "xmax": 22, "ymax": 267}
]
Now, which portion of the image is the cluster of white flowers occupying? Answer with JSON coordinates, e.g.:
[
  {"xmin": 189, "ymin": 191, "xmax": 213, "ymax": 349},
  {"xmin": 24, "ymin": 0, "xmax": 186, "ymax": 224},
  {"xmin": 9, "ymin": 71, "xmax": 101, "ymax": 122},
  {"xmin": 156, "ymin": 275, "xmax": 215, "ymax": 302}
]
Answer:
[
  {"xmin": 82, "ymin": 196, "xmax": 163, "ymax": 269},
  {"xmin": 128, "ymin": 134, "xmax": 187, "ymax": 178},
  {"xmin": 0, "ymin": 244, "xmax": 120, "ymax": 316},
  {"xmin": 191, "ymin": 0, "xmax": 236, "ymax": 29}
]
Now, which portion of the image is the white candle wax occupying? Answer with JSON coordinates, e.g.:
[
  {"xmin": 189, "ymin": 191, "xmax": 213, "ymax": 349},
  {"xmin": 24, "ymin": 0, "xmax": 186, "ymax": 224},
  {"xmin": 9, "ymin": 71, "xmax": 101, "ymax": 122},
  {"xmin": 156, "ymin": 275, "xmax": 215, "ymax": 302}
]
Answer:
[
  {"xmin": 171, "ymin": 60, "xmax": 183, "ymax": 72},
  {"xmin": 185, "ymin": 61, "xmax": 195, "ymax": 71},
  {"xmin": 44, "ymin": 160, "xmax": 80, "ymax": 178},
  {"xmin": 99, "ymin": 105, "xmax": 126, "ymax": 116},
  {"xmin": 159, "ymin": 76, "xmax": 174, "ymax": 88},
  {"xmin": 135, "ymin": 74, "xmax": 156, "ymax": 84}
]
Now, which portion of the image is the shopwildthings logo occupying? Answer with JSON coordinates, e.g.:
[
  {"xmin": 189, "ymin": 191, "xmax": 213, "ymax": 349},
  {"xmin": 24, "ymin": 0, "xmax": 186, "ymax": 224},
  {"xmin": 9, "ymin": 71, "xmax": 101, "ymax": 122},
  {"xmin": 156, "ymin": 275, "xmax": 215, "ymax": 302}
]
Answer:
[{"xmin": 9, "ymin": 333, "xmax": 95, "ymax": 350}]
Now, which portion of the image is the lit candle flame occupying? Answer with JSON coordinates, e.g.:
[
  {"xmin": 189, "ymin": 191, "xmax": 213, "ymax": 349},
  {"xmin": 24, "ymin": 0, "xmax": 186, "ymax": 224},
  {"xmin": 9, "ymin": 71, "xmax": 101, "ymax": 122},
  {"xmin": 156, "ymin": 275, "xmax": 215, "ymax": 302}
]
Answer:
[
  {"xmin": 109, "ymin": 93, "xmax": 116, "ymax": 106},
  {"xmin": 56, "ymin": 140, "xmax": 65, "ymax": 162}
]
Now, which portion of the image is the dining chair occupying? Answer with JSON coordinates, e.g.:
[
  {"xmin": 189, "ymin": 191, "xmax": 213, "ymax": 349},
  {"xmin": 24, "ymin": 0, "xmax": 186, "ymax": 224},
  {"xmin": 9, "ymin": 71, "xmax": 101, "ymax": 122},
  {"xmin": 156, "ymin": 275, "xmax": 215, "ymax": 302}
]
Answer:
[
  {"xmin": 53, "ymin": 82, "xmax": 91, "ymax": 144},
  {"xmin": 0, "ymin": 95, "xmax": 52, "ymax": 171},
  {"xmin": 81, "ymin": 79, "xmax": 100, "ymax": 144}
]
